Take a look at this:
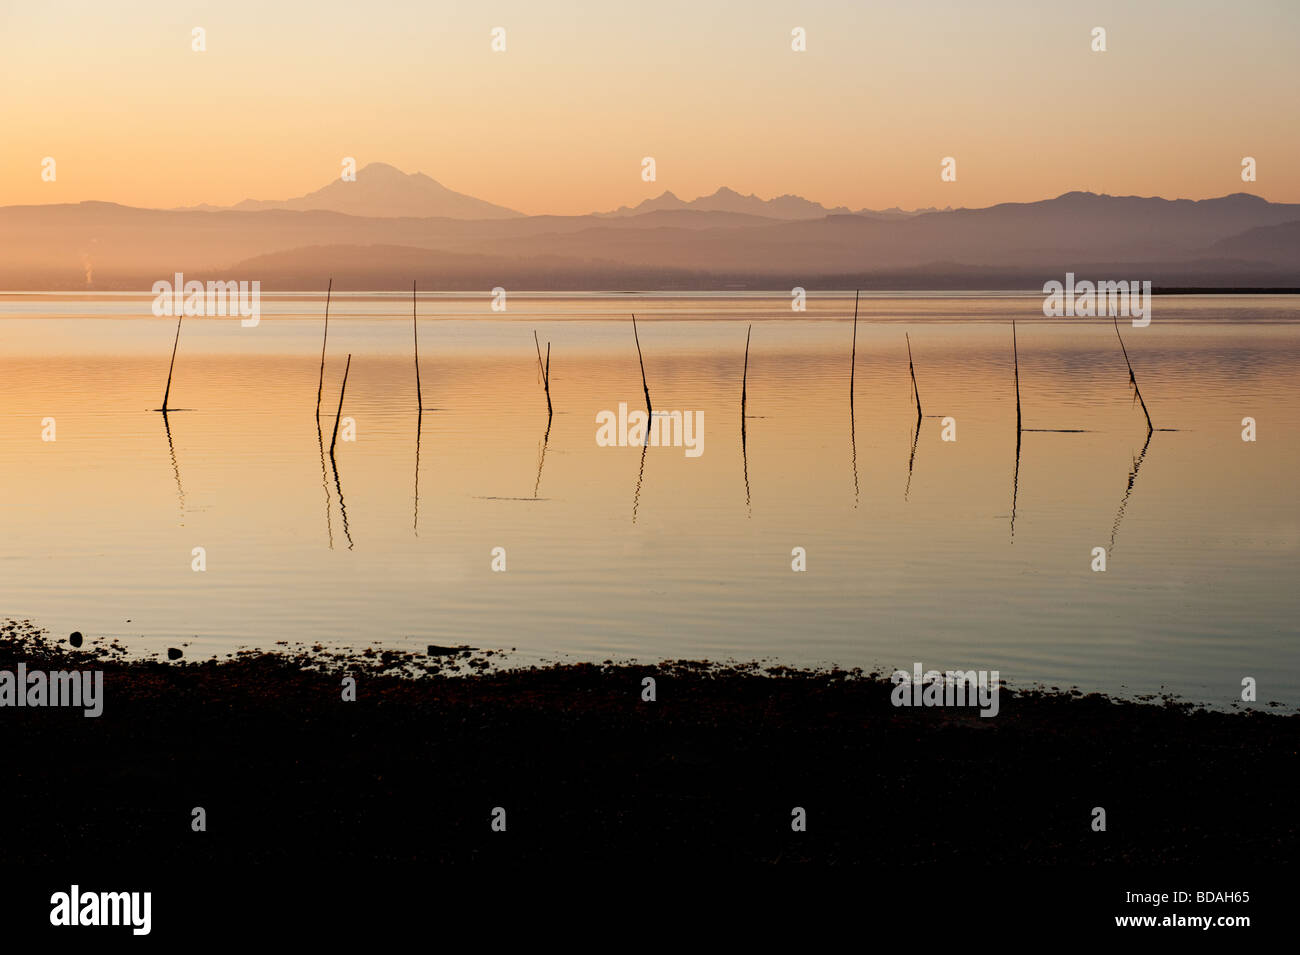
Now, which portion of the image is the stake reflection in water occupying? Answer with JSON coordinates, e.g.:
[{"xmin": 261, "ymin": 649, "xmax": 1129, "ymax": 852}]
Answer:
[
  {"xmin": 161, "ymin": 410, "xmax": 185, "ymax": 523},
  {"xmin": 633, "ymin": 438, "xmax": 648, "ymax": 525},
  {"xmin": 631, "ymin": 315, "xmax": 654, "ymax": 523},
  {"xmin": 742, "ymin": 324, "xmax": 752, "ymax": 514},
  {"xmin": 329, "ymin": 354, "xmax": 353, "ymax": 550},
  {"xmin": 1011, "ymin": 321, "xmax": 1022, "ymax": 539},
  {"xmin": 413, "ymin": 404, "xmax": 422, "ymax": 536},
  {"xmin": 905, "ymin": 413, "xmax": 920, "ymax": 502},
  {"xmin": 1107, "ymin": 319, "xmax": 1174, "ymax": 552},
  {"xmin": 1110, "ymin": 429, "xmax": 1153, "ymax": 551},
  {"xmin": 534, "ymin": 412, "xmax": 551, "ymax": 500},
  {"xmin": 848, "ymin": 294, "xmax": 859, "ymax": 507},
  {"xmin": 904, "ymin": 333, "xmax": 922, "ymax": 500},
  {"xmin": 316, "ymin": 417, "xmax": 335, "ymax": 549},
  {"xmin": 531, "ymin": 329, "xmax": 554, "ymax": 499}
]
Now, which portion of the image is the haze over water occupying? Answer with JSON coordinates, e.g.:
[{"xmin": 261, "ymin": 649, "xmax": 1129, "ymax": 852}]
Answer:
[{"xmin": 2, "ymin": 292, "xmax": 1297, "ymax": 708}]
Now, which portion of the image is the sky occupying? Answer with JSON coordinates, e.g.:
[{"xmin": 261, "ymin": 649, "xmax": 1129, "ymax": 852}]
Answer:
[{"xmin": 1, "ymin": 0, "xmax": 1297, "ymax": 214}]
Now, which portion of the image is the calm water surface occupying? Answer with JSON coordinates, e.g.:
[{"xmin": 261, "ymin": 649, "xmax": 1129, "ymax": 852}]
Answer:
[{"xmin": 2, "ymin": 292, "xmax": 1297, "ymax": 708}]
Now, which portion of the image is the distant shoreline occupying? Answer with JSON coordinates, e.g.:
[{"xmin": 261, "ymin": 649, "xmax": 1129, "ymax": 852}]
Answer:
[
  {"xmin": 8, "ymin": 189, "xmax": 1299, "ymax": 295},
  {"xmin": 3, "ymin": 286, "xmax": 1300, "ymax": 296},
  {"xmin": 1151, "ymin": 287, "xmax": 1300, "ymax": 294}
]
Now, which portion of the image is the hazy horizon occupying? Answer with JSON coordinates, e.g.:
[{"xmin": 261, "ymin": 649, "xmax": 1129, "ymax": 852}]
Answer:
[
  {"xmin": 3, "ymin": 0, "xmax": 1298, "ymax": 214},
  {"xmin": 2, "ymin": 160, "xmax": 1291, "ymax": 217}
]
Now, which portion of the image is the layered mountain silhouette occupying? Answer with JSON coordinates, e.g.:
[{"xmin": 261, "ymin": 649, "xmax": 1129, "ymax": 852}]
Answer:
[
  {"xmin": 186, "ymin": 164, "xmax": 937, "ymax": 221},
  {"xmin": 5, "ymin": 168, "xmax": 1299, "ymax": 289},
  {"xmin": 1210, "ymin": 219, "xmax": 1300, "ymax": 264},
  {"xmin": 594, "ymin": 187, "xmax": 943, "ymax": 220}
]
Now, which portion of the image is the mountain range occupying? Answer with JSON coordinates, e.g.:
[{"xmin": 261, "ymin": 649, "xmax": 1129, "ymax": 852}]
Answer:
[
  {"xmin": 593, "ymin": 186, "xmax": 944, "ymax": 220},
  {"xmin": 178, "ymin": 162, "xmax": 941, "ymax": 221},
  {"xmin": 3, "ymin": 164, "xmax": 1298, "ymax": 290}
]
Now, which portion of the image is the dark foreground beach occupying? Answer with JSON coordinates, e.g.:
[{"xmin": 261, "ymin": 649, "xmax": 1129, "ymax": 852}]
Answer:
[{"xmin": 2, "ymin": 618, "xmax": 1295, "ymax": 871}]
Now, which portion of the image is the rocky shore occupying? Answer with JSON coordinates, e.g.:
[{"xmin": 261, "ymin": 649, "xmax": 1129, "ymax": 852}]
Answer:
[{"xmin": 1, "ymin": 619, "xmax": 1295, "ymax": 867}]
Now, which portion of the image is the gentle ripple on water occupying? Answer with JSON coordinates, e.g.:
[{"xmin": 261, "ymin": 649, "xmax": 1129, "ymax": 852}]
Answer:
[{"xmin": 1, "ymin": 293, "xmax": 1297, "ymax": 709}]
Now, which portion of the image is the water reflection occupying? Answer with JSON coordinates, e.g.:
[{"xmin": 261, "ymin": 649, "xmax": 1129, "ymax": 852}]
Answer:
[
  {"xmin": 1110, "ymin": 430, "xmax": 1152, "ymax": 552},
  {"xmin": 161, "ymin": 410, "xmax": 185, "ymax": 523},
  {"xmin": 742, "ymin": 324, "xmax": 752, "ymax": 514},
  {"xmin": 328, "ymin": 354, "xmax": 354, "ymax": 550},
  {"xmin": 3, "ymin": 302, "xmax": 1297, "ymax": 706}
]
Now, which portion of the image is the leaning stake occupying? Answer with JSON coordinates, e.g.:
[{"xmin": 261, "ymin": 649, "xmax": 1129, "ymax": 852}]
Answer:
[
  {"xmin": 1012, "ymin": 319, "xmax": 1022, "ymax": 434},
  {"xmin": 160, "ymin": 314, "xmax": 183, "ymax": 412},
  {"xmin": 905, "ymin": 332, "xmax": 922, "ymax": 421},
  {"xmin": 534, "ymin": 329, "xmax": 551, "ymax": 416},
  {"xmin": 632, "ymin": 314, "xmax": 652, "ymax": 415},
  {"xmin": 316, "ymin": 278, "xmax": 332, "ymax": 419},
  {"xmin": 1113, "ymin": 317, "xmax": 1153, "ymax": 434},
  {"xmin": 330, "ymin": 354, "xmax": 352, "ymax": 457},
  {"xmin": 742, "ymin": 323, "xmax": 752, "ymax": 412},
  {"xmin": 849, "ymin": 289, "xmax": 860, "ymax": 400},
  {"xmin": 413, "ymin": 281, "xmax": 422, "ymax": 411}
]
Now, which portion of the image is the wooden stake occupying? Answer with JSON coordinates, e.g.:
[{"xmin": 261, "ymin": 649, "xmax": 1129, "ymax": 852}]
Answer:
[
  {"xmin": 632, "ymin": 314, "xmax": 652, "ymax": 415},
  {"xmin": 1012, "ymin": 320, "xmax": 1022, "ymax": 434},
  {"xmin": 316, "ymin": 278, "xmax": 332, "ymax": 419},
  {"xmin": 330, "ymin": 354, "xmax": 352, "ymax": 457},
  {"xmin": 534, "ymin": 329, "xmax": 551, "ymax": 415},
  {"xmin": 742, "ymin": 323, "xmax": 752, "ymax": 411},
  {"xmin": 1113, "ymin": 317, "xmax": 1153, "ymax": 434},
  {"xmin": 413, "ymin": 281, "xmax": 422, "ymax": 411},
  {"xmin": 160, "ymin": 314, "xmax": 182, "ymax": 412},
  {"xmin": 905, "ymin": 332, "xmax": 921, "ymax": 420},
  {"xmin": 849, "ymin": 289, "xmax": 859, "ymax": 400}
]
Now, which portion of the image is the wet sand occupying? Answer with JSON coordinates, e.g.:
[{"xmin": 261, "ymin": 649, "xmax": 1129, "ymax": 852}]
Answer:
[{"xmin": 1, "ymin": 619, "xmax": 1295, "ymax": 867}]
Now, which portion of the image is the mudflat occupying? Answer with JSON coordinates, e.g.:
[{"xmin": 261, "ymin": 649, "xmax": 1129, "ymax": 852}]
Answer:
[{"xmin": 2, "ymin": 620, "xmax": 1294, "ymax": 866}]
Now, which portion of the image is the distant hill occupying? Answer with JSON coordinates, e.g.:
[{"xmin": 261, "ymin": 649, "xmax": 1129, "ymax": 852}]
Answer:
[
  {"xmin": 189, "ymin": 162, "xmax": 522, "ymax": 220},
  {"xmin": 5, "ymin": 190, "xmax": 1299, "ymax": 290},
  {"xmin": 223, "ymin": 244, "xmax": 708, "ymax": 290},
  {"xmin": 1210, "ymin": 219, "xmax": 1300, "ymax": 264},
  {"xmin": 464, "ymin": 192, "xmax": 1300, "ymax": 273}
]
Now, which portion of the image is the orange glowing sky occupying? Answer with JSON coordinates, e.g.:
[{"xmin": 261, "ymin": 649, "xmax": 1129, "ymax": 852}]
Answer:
[{"xmin": 1, "ymin": 0, "xmax": 1297, "ymax": 215}]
